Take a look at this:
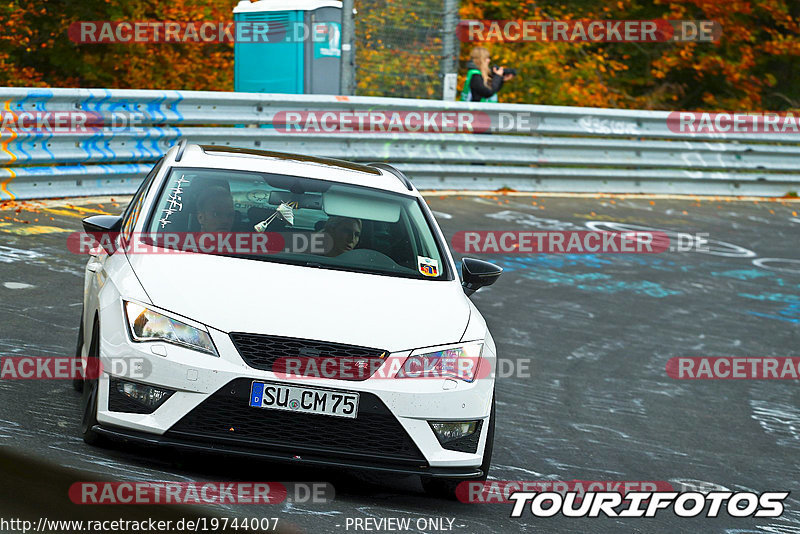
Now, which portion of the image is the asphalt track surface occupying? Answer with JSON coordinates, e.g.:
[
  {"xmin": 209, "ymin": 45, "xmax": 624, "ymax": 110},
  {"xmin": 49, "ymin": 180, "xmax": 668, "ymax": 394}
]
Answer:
[{"xmin": 0, "ymin": 193, "xmax": 799, "ymax": 534}]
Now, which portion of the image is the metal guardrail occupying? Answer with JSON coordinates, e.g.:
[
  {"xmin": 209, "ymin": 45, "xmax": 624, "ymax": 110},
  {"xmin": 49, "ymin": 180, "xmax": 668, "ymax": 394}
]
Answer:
[{"xmin": 2, "ymin": 87, "xmax": 799, "ymax": 199}]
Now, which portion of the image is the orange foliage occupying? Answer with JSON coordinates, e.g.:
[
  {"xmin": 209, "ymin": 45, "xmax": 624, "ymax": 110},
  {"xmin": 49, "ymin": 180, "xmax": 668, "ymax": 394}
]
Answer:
[{"xmin": 0, "ymin": 0, "xmax": 798, "ymax": 111}]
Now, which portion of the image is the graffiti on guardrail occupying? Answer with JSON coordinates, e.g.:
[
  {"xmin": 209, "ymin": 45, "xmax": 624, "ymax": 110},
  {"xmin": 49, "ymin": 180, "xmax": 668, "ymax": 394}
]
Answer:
[
  {"xmin": 1, "ymin": 87, "xmax": 800, "ymax": 200},
  {"xmin": 577, "ymin": 116, "xmax": 640, "ymax": 135}
]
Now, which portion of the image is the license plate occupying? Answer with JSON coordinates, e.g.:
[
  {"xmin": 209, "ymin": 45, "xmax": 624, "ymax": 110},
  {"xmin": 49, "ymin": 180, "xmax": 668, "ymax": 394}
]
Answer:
[{"xmin": 249, "ymin": 382, "xmax": 359, "ymax": 419}]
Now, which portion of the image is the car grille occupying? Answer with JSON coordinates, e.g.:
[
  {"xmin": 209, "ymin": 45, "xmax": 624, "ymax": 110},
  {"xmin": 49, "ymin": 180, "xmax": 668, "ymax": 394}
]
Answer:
[
  {"xmin": 166, "ymin": 378, "xmax": 426, "ymax": 464},
  {"xmin": 229, "ymin": 332, "xmax": 389, "ymax": 381}
]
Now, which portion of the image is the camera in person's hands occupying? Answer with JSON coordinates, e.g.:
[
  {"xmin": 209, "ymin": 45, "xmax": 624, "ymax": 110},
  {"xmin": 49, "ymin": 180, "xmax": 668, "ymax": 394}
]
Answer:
[{"xmin": 492, "ymin": 65, "xmax": 517, "ymax": 76}]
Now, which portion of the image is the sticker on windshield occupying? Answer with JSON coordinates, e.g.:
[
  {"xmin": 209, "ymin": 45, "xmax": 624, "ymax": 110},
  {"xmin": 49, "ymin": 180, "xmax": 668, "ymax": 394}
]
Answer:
[
  {"xmin": 246, "ymin": 190, "xmax": 270, "ymax": 203},
  {"xmin": 158, "ymin": 176, "xmax": 190, "ymax": 229},
  {"xmin": 418, "ymin": 256, "xmax": 439, "ymax": 277}
]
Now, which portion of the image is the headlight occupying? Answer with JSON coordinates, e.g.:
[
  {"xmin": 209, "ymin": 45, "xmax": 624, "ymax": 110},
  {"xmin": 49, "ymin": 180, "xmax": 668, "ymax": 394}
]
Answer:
[
  {"xmin": 124, "ymin": 301, "xmax": 218, "ymax": 356},
  {"xmin": 396, "ymin": 342, "xmax": 483, "ymax": 382}
]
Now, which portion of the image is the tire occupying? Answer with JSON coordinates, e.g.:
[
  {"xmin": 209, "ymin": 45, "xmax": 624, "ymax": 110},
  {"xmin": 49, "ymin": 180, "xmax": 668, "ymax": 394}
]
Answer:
[
  {"xmin": 80, "ymin": 318, "xmax": 105, "ymax": 446},
  {"xmin": 422, "ymin": 392, "xmax": 496, "ymax": 499},
  {"xmin": 72, "ymin": 308, "xmax": 84, "ymax": 393}
]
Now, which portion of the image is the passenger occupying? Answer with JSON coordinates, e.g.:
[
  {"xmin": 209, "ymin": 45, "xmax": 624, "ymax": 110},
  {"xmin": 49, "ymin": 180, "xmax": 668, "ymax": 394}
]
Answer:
[
  {"xmin": 196, "ymin": 186, "xmax": 235, "ymax": 233},
  {"xmin": 322, "ymin": 216, "xmax": 362, "ymax": 256}
]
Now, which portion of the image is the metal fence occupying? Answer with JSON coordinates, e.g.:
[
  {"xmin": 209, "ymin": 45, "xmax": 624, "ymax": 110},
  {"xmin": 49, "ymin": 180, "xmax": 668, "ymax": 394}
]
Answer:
[
  {"xmin": 1, "ymin": 86, "xmax": 799, "ymax": 200},
  {"xmin": 353, "ymin": 0, "xmax": 456, "ymax": 100}
]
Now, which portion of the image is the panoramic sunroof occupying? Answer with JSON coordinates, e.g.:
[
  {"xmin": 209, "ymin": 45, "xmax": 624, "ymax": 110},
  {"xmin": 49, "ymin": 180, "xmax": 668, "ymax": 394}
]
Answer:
[{"xmin": 199, "ymin": 145, "xmax": 383, "ymax": 176}]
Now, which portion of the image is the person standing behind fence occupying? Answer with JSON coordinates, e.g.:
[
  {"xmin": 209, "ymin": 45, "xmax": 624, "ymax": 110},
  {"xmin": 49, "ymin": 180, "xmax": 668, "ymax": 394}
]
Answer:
[{"xmin": 460, "ymin": 46, "xmax": 514, "ymax": 102}]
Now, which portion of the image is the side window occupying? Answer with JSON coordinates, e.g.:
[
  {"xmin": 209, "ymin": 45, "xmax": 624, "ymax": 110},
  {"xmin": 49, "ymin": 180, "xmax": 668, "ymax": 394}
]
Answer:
[{"xmin": 122, "ymin": 158, "xmax": 164, "ymax": 240}]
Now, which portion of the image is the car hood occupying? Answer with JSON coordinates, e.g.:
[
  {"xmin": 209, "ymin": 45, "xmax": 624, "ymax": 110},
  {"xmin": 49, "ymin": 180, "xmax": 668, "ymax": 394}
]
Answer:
[{"xmin": 127, "ymin": 253, "xmax": 470, "ymax": 352}]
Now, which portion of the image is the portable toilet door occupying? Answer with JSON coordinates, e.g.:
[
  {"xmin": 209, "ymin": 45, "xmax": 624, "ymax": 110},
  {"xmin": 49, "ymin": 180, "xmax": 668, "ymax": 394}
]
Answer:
[{"xmin": 233, "ymin": 0, "xmax": 343, "ymax": 94}]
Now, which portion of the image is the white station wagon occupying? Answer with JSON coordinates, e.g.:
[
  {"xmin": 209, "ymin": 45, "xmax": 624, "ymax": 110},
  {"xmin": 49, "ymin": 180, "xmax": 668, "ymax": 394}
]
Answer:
[{"xmin": 75, "ymin": 141, "xmax": 502, "ymax": 496}]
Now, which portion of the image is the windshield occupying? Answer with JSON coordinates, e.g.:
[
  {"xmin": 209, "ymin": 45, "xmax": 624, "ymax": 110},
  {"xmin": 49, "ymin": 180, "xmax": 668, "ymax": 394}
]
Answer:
[{"xmin": 143, "ymin": 167, "xmax": 449, "ymax": 280}]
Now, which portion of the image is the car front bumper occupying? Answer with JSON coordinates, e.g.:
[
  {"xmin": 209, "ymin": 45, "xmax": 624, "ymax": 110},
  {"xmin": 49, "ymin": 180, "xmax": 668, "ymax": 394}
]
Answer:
[
  {"xmin": 95, "ymin": 302, "xmax": 496, "ymax": 474},
  {"xmin": 91, "ymin": 424, "xmax": 485, "ymax": 479}
]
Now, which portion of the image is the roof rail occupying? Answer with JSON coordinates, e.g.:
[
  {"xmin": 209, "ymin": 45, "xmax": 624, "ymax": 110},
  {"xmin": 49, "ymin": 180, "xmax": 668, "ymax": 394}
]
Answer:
[
  {"xmin": 174, "ymin": 139, "xmax": 189, "ymax": 162},
  {"xmin": 367, "ymin": 163, "xmax": 414, "ymax": 191}
]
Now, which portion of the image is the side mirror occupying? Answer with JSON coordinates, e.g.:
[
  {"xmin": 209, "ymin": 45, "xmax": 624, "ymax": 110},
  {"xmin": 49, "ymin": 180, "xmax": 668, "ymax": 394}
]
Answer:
[
  {"xmin": 82, "ymin": 215, "xmax": 123, "ymax": 254},
  {"xmin": 461, "ymin": 257, "xmax": 503, "ymax": 296}
]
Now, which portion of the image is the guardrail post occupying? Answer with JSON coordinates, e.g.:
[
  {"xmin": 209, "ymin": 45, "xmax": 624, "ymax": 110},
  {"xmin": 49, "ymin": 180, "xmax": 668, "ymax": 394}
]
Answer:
[
  {"xmin": 340, "ymin": 0, "xmax": 356, "ymax": 96},
  {"xmin": 441, "ymin": 0, "xmax": 460, "ymax": 101}
]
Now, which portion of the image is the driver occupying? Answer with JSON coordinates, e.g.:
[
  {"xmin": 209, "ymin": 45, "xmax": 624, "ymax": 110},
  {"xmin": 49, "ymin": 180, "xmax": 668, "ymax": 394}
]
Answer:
[
  {"xmin": 196, "ymin": 186, "xmax": 235, "ymax": 232},
  {"xmin": 322, "ymin": 216, "xmax": 362, "ymax": 256}
]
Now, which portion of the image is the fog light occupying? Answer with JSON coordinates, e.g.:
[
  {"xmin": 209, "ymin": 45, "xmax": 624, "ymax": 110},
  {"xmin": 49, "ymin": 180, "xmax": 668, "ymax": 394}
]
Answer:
[
  {"xmin": 429, "ymin": 421, "xmax": 480, "ymax": 443},
  {"xmin": 109, "ymin": 377, "xmax": 174, "ymax": 414},
  {"xmin": 429, "ymin": 420, "xmax": 484, "ymax": 453},
  {"xmin": 120, "ymin": 380, "xmax": 172, "ymax": 407}
]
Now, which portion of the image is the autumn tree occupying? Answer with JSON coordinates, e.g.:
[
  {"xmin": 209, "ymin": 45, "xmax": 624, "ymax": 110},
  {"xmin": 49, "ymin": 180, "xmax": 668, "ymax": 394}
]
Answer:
[
  {"xmin": 1, "ymin": 0, "xmax": 798, "ymax": 111},
  {"xmin": 458, "ymin": 0, "xmax": 800, "ymax": 110},
  {"xmin": 0, "ymin": 0, "xmax": 234, "ymax": 90}
]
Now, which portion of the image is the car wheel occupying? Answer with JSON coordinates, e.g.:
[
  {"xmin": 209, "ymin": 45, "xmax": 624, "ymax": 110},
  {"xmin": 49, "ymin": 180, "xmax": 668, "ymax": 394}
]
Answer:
[
  {"xmin": 80, "ymin": 319, "xmax": 105, "ymax": 446},
  {"xmin": 422, "ymin": 392, "xmax": 496, "ymax": 499},
  {"xmin": 72, "ymin": 307, "xmax": 84, "ymax": 393}
]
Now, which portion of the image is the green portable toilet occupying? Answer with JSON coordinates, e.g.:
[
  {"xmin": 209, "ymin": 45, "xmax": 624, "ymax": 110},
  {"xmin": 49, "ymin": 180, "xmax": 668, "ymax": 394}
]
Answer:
[{"xmin": 234, "ymin": 0, "xmax": 343, "ymax": 94}]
